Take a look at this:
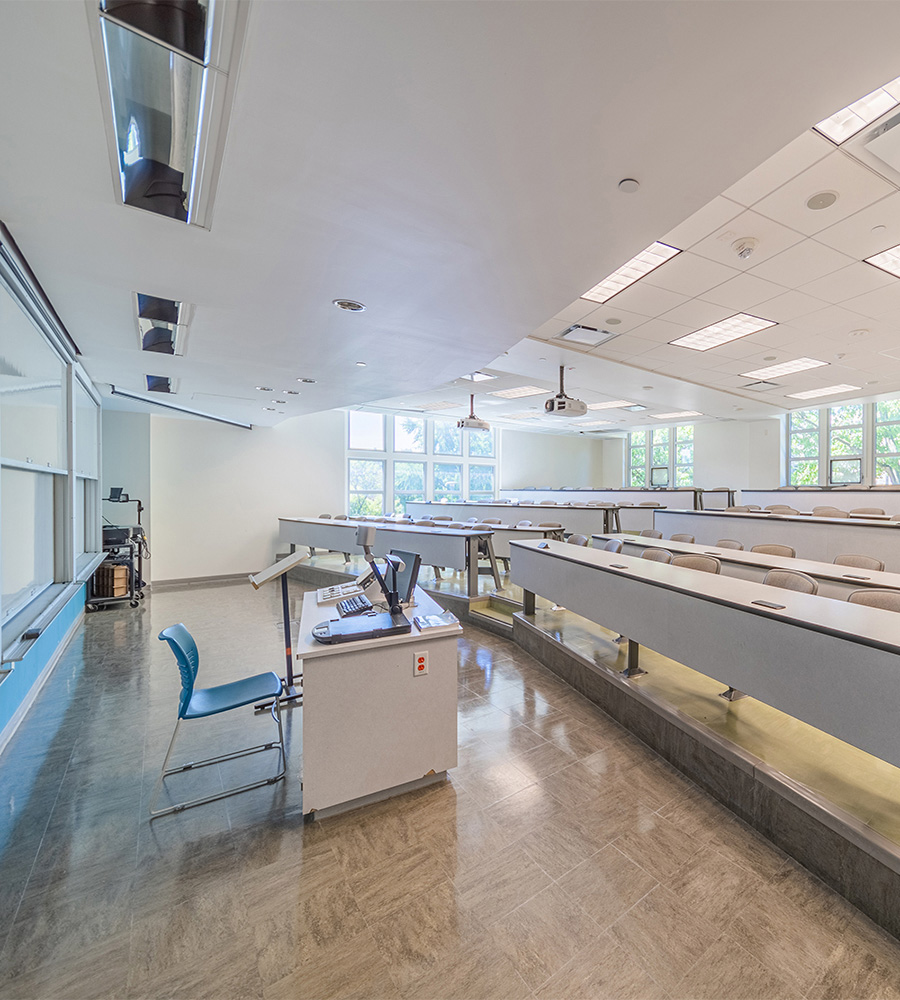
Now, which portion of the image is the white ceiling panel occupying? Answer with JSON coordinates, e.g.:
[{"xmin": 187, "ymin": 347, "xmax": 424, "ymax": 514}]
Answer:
[
  {"xmin": 660, "ymin": 196, "xmax": 744, "ymax": 250},
  {"xmin": 689, "ymin": 210, "xmax": 805, "ymax": 269},
  {"xmin": 643, "ymin": 251, "xmax": 740, "ymax": 297},
  {"xmin": 598, "ymin": 281, "xmax": 690, "ymax": 317},
  {"xmin": 722, "ymin": 131, "xmax": 833, "ymax": 208},
  {"xmin": 751, "ymin": 149, "xmax": 896, "ymax": 236},
  {"xmin": 753, "ymin": 289, "xmax": 828, "ymax": 323},
  {"xmin": 661, "ymin": 298, "xmax": 742, "ymax": 330},
  {"xmin": 551, "ymin": 300, "xmax": 603, "ymax": 326},
  {"xmin": 843, "ymin": 280, "xmax": 900, "ymax": 318},
  {"xmin": 748, "ymin": 240, "xmax": 855, "ymax": 287},
  {"xmin": 798, "ymin": 261, "xmax": 897, "ymax": 304},
  {"xmin": 579, "ymin": 304, "xmax": 652, "ymax": 333},
  {"xmin": 589, "ymin": 335, "xmax": 660, "ymax": 359},
  {"xmin": 787, "ymin": 303, "xmax": 874, "ymax": 338},
  {"xmin": 698, "ymin": 272, "xmax": 789, "ymax": 311},
  {"xmin": 626, "ymin": 316, "xmax": 694, "ymax": 344},
  {"xmin": 814, "ymin": 190, "xmax": 900, "ymax": 258}
]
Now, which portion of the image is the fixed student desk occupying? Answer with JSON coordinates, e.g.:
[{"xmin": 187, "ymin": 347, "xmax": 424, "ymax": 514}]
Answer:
[
  {"xmin": 278, "ymin": 517, "xmax": 500, "ymax": 594},
  {"xmin": 404, "ymin": 501, "xmax": 627, "ymax": 533},
  {"xmin": 744, "ymin": 489, "xmax": 900, "ymax": 517},
  {"xmin": 296, "ymin": 586, "xmax": 460, "ymax": 815},
  {"xmin": 509, "ymin": 538, "xmax": 900, "ymax": 770},
  {"xmin": 594, "ymin": 532, "xmax": 900, "ymax": 600},
  {"xmin": 499, "ymin": 487, "xmax": 708, "ymax": 508},
  {"xmin": 654, "ymin": 508, "xmax": 900, "ymax": 570}
]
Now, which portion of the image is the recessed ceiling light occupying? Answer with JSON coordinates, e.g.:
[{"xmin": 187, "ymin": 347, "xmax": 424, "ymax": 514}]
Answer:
[
  {"xmin": 814, "ymin": 77, "xmax": 900, "ymax": 144},
  {"xmin": 623, "ymin": 404, "xmax": 648, "ymax": 412},
  {"xmin": 872, "ymin": 225, "xmax": 887, "ymax": 234},
  {"xmin": 587, "ymin": 400, "xmax": 635, "ymax": 410},
  {"xmin": 806, "ymin": 191, "xmax": 838, "ymax": 211},
  {"xmin": 501, "ymin": 412, "xmax": 540, "ymax": 420},
  {"xmin": 605, "ymin": 318, "xmax": 622, "ymax": 325},
  {"xmin": 865, "ymin": 244, "xmax": 900, "ymax": 278},
  {"xmin": 618, "ymin": 178, "xmax": 640, "ymax": 193},
  {"xmin": 577, "ymin": 419, "xmax": 614, "ymax": 427},
  {"xmin": 652, "ymin": 411, "xmax": 702, "ymax": 420},
  {"xmin": 849, "ymin": 329, "xmax": 868, "ymax": 337},
  {"xmin": 642, "ymin": 386, "xmax": 653, "ymax": 390},
  {"xmin": 355, "ymin": 361, "xmax": 367, "ymax": 367},
  {"xmin": 786, "ymin": 384, "xmax": 861, "ymax": 400},
  {"xmin": 334, "ymin": 299, "xmax": 366, "ymax": 312},
  {"xmin": 490, "ymin": 385, "xmax": 548, "ymax": 398},
  {"xmin": 460, "ymin": 371, "xmax": 496, "ymax": 382},
  {"xmin": 740, "ymin": 357, "xmax": 828, "ymax": 380},
  {"xmin": 256, "ymin": 386, "xmax": 273, "ymax": 391},
  {"xmin": 670, "ymin": 312, "xmax": 776, "ymax": 351},
  {"xmin": 764, "ymin": 356, "xmax": 777, "ymax": 361},
  {"xmin": 263, "ymin": 406, "xmax": 276, "ymax": 411},
  {"xmin": 419, "ymin": 401, "xmax": 458, "ymax": 411},
  {"xmin": 282, "ymin": 390, "xmax": 300, "ymax": 395},
  {"xmin": 580, "ymin": 241, "xmax": 681, "ymax": 304},
  {"xmin": 297, "ymin": 377, "xmax": 317, "ymax": 384}
]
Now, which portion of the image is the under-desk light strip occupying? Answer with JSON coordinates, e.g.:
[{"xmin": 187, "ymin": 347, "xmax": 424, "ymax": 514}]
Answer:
[{"xmin": 109, "ymin": 385, "xmax": 252, "ymax": 428}]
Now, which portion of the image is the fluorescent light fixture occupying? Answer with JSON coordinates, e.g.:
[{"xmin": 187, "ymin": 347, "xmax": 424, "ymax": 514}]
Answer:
[
  {"xmin": 587, "ymin": 399, "xmax": 635, "ymax": 410},
  {"xmin": 651, "ymin": 411, "xmax": 702, "ymax": 420},
  {"xmin": 814, "ymin": 77, "xmax": 900, "ymax": 144},
  {"xmin": 490, "ymin": 385, "xmax": 548, "ymax": 398},
  {"xmin": 670, "ymin": 312, "xmax": 776, "ymax": 351},
  {"xmin": 864, "ymin": 244, "xmax": 900, "ymax": 278},
  {"xmin": 556, "ymin": 324, "xmax": 619, "ymax": 347},
  {"xmin": 460, "ymin": 371, "xmax": 496, "ymax": 382},
  {"xmin": 109, "ymin": 385, "xmax": 251, "ymax": 428},
  {"xmin": 739, "ymin": 357, "xmax": 828, "ymax": 380},
  {"xmin": 787, "ymin": 384, "xmax": 861, "ymax": 400},
  {"xmin": 419, "ymin": 400, "xmax": 458, "ymax": 410},
  {"xmin": 94, "ymin": 1, "xmax": 249, "ymax": 228},
  {"xmin": 581, "ymin": 242, "xmax": 681, "ymax": 304}
]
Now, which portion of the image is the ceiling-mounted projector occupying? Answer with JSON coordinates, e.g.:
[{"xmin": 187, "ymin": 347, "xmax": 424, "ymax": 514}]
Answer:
[
  {"xmin": 457, "ymin": 394, "xmax": 490, "ymax": 431},
  {"xmin": 545, "ymin": 365, "xmax": 588, "ymax": 417}
]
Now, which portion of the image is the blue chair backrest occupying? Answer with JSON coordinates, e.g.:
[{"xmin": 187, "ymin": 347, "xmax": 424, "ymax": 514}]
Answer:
[{"xmin": 159, "ymin": 624, "xmax": 200, "ymax": 719}]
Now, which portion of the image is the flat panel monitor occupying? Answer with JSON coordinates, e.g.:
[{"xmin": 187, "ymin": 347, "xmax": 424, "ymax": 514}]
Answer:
[
  {"xmin": 650, "ymin": 466, "xmax": 669, "ymax": 487},
  {"xmin": 388, "ymin": 549, "xmax": 421, "ymax": 604},
  {"xmin": 108, "ymin": 487, "xmax": 123, "ymax": 501}
]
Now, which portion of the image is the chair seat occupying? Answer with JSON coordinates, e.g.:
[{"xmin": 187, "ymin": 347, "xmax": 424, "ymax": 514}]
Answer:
[{"xmin": 183, "ymin": 671, "xmax": 282, "ymax": 719}]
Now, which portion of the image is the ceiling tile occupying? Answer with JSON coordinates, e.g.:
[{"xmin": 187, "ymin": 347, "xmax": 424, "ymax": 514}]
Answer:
[
  {"xmin": 753, "ymin": 289, "xmax": 828, "ymax": 323},
  {"xmin": 722, "ymin": 131, "xmax": 833, "ymax": 208},
  {"xmin": 843, "ymin": 279, "xmax": 900, "ymax": 318},
  {"xmin": 661, "ymin": 298, "xmax": 739, "ymax": 329},
  {"xmin": 751, "ymin": 149, "xmax": 896, "ymax": 236},
  {"xmin": 552, "ymin": 300, "xmax": 603, "ymax": 325},
  {"xmin": 814, "ymin": 190, "xmax": 900, "ymax": 259},
  {"xmin": 643, "ymin": 251, "xmax": 740, "ymax": 297},
  {"xmin": 600, "ymin": 280, "xmax": 689, "ymax": 317},
  {"xmin": 698, "ymin": 272, "xmax": 789, "ymax": 311},
  {"xmin": 798, "ymin": 261, "xmax": 897, "ymax": 304},
  {"xmin": 578, "ymin": 304, "xmax": 652, "ymax": 333},
  {"xmin": 589, "ymin": 334, "xmax": 659, "ymax": 359},
  {"xmin": 748, "ymin": 239, "xmax": 855, "ymax": 286},
  {"xmin": 689, "ymin": 209, "xmax": 805, "ymax": 269},
  {"xmin": 787, "ymin": 304, "xmax": 874, "ymax": 338},
  {"xmin": 660, "ymin": 196, "xmax": 744, "ymax": 251},
  {"xmin": 626, "ymin": 316, "xmax": 694, "ymax": 344}
]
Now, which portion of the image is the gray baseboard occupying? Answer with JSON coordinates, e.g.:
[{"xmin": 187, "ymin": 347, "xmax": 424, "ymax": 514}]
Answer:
[{"xmin": 513, "ymin": 611, "xmax": 900, "ymax": 940}]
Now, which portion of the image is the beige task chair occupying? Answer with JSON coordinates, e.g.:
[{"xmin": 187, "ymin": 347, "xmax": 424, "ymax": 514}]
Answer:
[
  {"xmin": 669, "ymin": 533, "xmax": 695, "ymax": 543},
  {"xmin": 333, "ymin": 513, "xmax": 349, "ymax": 520},
  {"xmin": 834, "ymin": 553, "xmax": 885, "ymax": 572},
  {"xmin": 415, "ymin": 520, "xmax": 436, "ymax": 527},
  {"xmin": 672, "ymin": 554, "xmax": 720, "ymax": 574},
  {"xmin": 640, "ymin": 529, "xmax": 663, "ymax": 539},
  {"xmin": 716, "ymin": 538, "xmax": 743, "ymax": 550},
  {"xmin": 603, "ymin": 538, "xmax": 623, "ymax": 553},
  {"xmin": 752, "ymin": 543, "xmax": 796, "ymax": 558},
  {"xmin": 641, "ymin": 548, "xmax": 673, "ymax": 564},
  {"xmin": 850, "ymin": 507, "xmax": 886, "ymax": 517},
  {"xmin": 482, "ymin": 517, "xmax": 502, "ymax": 524},
  {"xmin": 847, "ymin": 590, "xmax": 900, "ymax": 611},
  {"xmin": 515, "ymin": 519, "xmax": 533, "ymax": 528},
  {"xmin": 431, "ymin": 514, "xmax": 453, "ymax": 521},
  {"xmin": 566, "ymin": 534, "xmax": 589, "ymax": 547},
  {"xmin": 639, "ymin": 501, "xmax": 663, "ymax": 507},
  {"xmin": 725, "ymin": 505, "xmax": 750, "ymax": 512}
]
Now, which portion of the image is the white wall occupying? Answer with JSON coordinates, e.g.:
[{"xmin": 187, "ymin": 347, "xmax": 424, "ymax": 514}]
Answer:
[
  {"xmin": 101, "ymin": 410, "xmax": 152, "ymax": 567},
  {"xmin": 500, "ymin": 430, "xmax": 606, "ymax": 489},
  {"xmin": 149, "ymin": 409, "xmax": 346, "ymax": 581},
  {"xmin": 693, "ymin": 418, "xmax": 781, "ymax": 491}
]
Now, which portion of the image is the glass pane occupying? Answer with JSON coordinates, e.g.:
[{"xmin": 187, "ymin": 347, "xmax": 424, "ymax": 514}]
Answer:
[
  {"xmin": 75, "ymin": 381, "xmax": 99, "ymax": 478},
  {"xmin": 2, "ymin": 467, "xmax": 54, "ymax": 621},
  {"xmin": 467, "ymin": 428, "xmax": 494, "ymax": 458},
  {"xmin": 676, "ymin": 424, "xmax": 694, "ymax": 442},
  {"xmin": 468, "ymin": 466, "xmax": 494, "ymax": 494},
  {"xmin": 675, "ymin": 465, "xmax": 693, "ymax": 486},
  {"xmin": 790, "ymin": 460, "xmax": 819, "ymax": 485},
  {"xmin": 829, "ymin": 404, "xmax": 863, "ymax": 427},
  {"xmin": 394, "ymin": 493, "xmax": 424, "ymax": 515},
  {"xmin": 830, "ymin": 458, "xmax": 862, "ymax": 484},
  {"xmin": 677, "ymin": 443, "xmax": 693, "ymax": 465},
  {"xmin": 433, "ymin": 420, "xmax": 462, "ymax": 455},
  {"xmin": 75, "ymin": 478, "xmax": 86, "ymax": 556},
  {"xmin": 877, "ymin": 399, "xmax": 900, "ymax": 423},
  {"xmin": 630, "ymin": 467, "xmax": 646, "ymax": 487},
  {"xmin": 652, "ymin": 428, "xmax": 670, "ymax": 446},
  {"xmin": 393, "ymin": 461, "xmax": 425, "ymax": 493},
  {"xmin": 789, "ymin": 431, "xmax": 818, "ymax": 459},
  {"xmin": 875, "ymin": 424, "xmax": 900, "ymax": 455},
  {"xmin": 829, "ymin": 427, "xmax": 863, "ymax": 456},
  {"xmin": 630, "ymin": 447, "xmax": 646, "ymax": 469},
  {"xmin": 348, "ymin": 459, "xmax": 384, "ymax": 491},
  {"xmin": 651, "ymin": 445, "xmax": 669, "ymax": 466},
  {"xmin": 790, "ymin": 409, "xmax": 819, "ymax": 431},
  {"xmin": 348, "ymin": 411, "xmax": 385, "ymax": 450},
  {"xmin": 0, "ymin": 284, "xmax": 65, "ymax": 467},
  {"xmin": 434, "ymin": 463, "xmax": 462, "ymax": 495},
  {"xmin": 393, "ymin": 416, "xmax": 425, "ymax": 453},
  {"xmin": 630, "ymin": 430, "xmax": 646, "ymax": 448},
  {"xmin": 348, "ymin": 493, "xmax": 384, "ymax": 516},
  {"xmin": 876, "ymin": 457, "xmax": 900, "ymax": 484},
  {"xmin": 650, "ymin": 466, "xmax": 669, "ymax": 486}
]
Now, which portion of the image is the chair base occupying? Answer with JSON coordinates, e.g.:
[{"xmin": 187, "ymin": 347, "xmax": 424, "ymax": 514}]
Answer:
[
  {"xmin": 254, "ymin": 683, "xmax": 302, "ymax": 712},
  {"xmin": 149, "ymin": 701, "xmax": 286, "ymax": 818}
]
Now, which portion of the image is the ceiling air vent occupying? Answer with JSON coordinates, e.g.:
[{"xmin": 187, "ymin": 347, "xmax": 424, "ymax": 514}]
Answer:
[
  {"xmin": 741, "ymin": 381, "xmax": 781, "ymax": 392},
  {"xmin": 556, "ymin": 324, "xmax": 619, "ymax": 348},
  {"xmin": 146, "ymin": 375, "xmax": 172, "ymax": 393},
  {"xmin": 137, "ymin": 293, "xmax": 188, "ymax": 355}
]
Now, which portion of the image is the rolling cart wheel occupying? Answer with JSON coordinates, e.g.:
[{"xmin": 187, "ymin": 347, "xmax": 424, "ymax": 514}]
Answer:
[
  {"xmin": 138, "ymin": 591, "xmax": 145, "ymax": 600},
  {"xmin": 130, "ymin": 600, "xmax": 139, "ymax": 608},
  {"xmin": 86, "ymin": 603, "xmax": 97, "ymax": 613}
]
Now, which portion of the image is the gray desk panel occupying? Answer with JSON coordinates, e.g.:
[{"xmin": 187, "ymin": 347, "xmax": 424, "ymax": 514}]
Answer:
[
  {"xmin": 405, "ymin": 501, "xmax": 649, "ymax": 533},
  {"xmin": 510, "ymin": 538, "xmax": 900, "ymax": 769}
]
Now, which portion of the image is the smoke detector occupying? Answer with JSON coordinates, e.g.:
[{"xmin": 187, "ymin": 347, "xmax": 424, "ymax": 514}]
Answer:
[{"xmin": 732, "ymin": 237, "xmax": 759, "ymax": 260}]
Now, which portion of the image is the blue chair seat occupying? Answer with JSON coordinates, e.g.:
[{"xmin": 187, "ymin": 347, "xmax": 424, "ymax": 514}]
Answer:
[{"xmin": 184, "ymin": 671, "xmax": 282, "ymax": 719}]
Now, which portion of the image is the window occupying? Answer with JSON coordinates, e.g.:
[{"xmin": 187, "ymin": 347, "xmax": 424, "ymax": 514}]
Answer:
[
  {"xmin": 875, "ymin": 400, "xmax": 900, "ymax": 484},
  {"xmin": 346, "ymin": 412, "xmax": 497, "ymax": 512},
  {"xmin": 1, "ymin": 467, "xmax": 55, "ymax": 622},
  {"xmin": 788, "ymin": 409, "xmax": 821, "ymax": 485},
  {"xmin": 828, "ymin": 404, "xmax": 863, "ymax": 484},
  {"xmin": 628, "ymin": 425, "xmax": 693, "ymax": 487},
  {"xmin": 675, "ymin": 425, "xmax": 694, "ymax": 486},
  {"xmin": 629, "ymin": 430, "xmax": 646, "ymax": 487}
]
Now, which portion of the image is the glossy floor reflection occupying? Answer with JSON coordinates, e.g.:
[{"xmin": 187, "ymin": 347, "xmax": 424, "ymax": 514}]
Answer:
[{"xmin": 2, "ymin": 581, "xmax": 900, "ymax": 999}]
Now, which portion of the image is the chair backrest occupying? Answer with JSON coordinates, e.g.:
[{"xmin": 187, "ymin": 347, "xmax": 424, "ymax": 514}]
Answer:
[
  {"xmin": 833, "ymin": 553, "xmax": 885, "ymax": 572},
  {"xmin": 482, "ymin": 518, "xmax": 502, "ymax": 524},
  {"xmin": 892, "ymin": 514, "xmax": 900, "ymax": 521},
  {"xmin": 641, "ymin": 548, "xmax": 673, "ymax": 564},
  {"xmin": 744, "ymin": 505, "xmax": 761, "ymax": 510},
  {"xmin": 603, "ymin": 538, "xmax": 623, "ymax": 553},
  {"xmin": 318, "ymin": 513, "xmax": 332, "ymax": 519},
  {"xmin": 333, "ymin": 513, "xmax": 348, "ymax": 520},
  {"xmin": 515, "ymin": 519, "xmax": 533, "ymax": 528},
  {"xmin": 848, "ymin": 589, "xmax": 900, "ymax": 611},
  {"xmin": 446, "ymin": 522, "xmax": 466, "ymax": 528},
  {"xmin": 415, "ymin": 520, "xmax": 435, "ymax": 526},
  {"xmin": 765, "ymin": 504, "xmax": 795, "ymax": 512},
  {"xmin": 466, "ymin": 517, "xmax": 479, "ymax": 524},
  {"xmin": 541, "ymin": 500, "xmax": 557, "ymax": 505},
  {"xmin": 672, "ymin": 554, "xmax": 720, "ymax": 574},
  {"xmin": 716, "ymin": 538, "xmax": 744, "ymax": 550},
  {"xmin": 763, "ymin": 569, "xmax": 817, "ymax": 594},
  {"xmin": 537, "ymin": 521, "xmax": 563, "ymax": 528},
  {"xmin": 725, "ymin": 506, "xmax": 750, "ymax": 512},
  {"xmin": 850, "ymin": 507, "xmax": 886, "ymax": 516},
  {"xmin": 566, "ymin": 534, "xmax": 589, "ymax": 546},
  {"xmin": 752, "ymin": 543, "xmax": 796, "ymax": 558},
  {"xmin": 431, "ymin": 515, "xmax": 453, "ymax": 521},
  {"xmin": 812, "ymin": 507, "xmax": 849, "ymax": 518},
  {"xmin": 639, "ymin": 501, "xmax": 663, "ymax": 507},
  {"xmin": 518, "ymin": 500, "xmax": 534, "ymax": 504},
  {"xmin": 158, "ymin": 624, "xmax": 199, "ymax": 719},
  {"xmin": 669, "ymin": 533, "xmax": 695, "ymax": 543},
  {"xmin": 640, "ymin": 529, "xmax": 663, "ymax": 538}
]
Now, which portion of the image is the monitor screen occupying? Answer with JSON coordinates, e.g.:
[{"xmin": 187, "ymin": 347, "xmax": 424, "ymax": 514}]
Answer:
[
  {"xmin": 388, "ymin": 549, "xmax": 421, "ymax": 604},
  {"xmin": 108, "ymin": 487, "xmax": 123, "ymax": 501}
]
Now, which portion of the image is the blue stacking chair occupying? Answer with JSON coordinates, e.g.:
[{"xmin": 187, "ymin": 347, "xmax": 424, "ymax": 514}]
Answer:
[{"xmin": 150, "ymin": 623, "xmax": 286, "ymax": 817}]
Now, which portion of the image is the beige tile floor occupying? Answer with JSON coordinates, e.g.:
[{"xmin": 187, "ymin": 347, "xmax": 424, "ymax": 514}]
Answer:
[{"xmin": 2, "ymin": 580, "xmax": 900, "ymax": 999}]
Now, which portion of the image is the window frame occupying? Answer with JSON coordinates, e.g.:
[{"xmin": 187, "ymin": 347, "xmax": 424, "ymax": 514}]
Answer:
[{"xmin": 628, "ymin": 424, "xmax": 693, "ymax": 488}]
